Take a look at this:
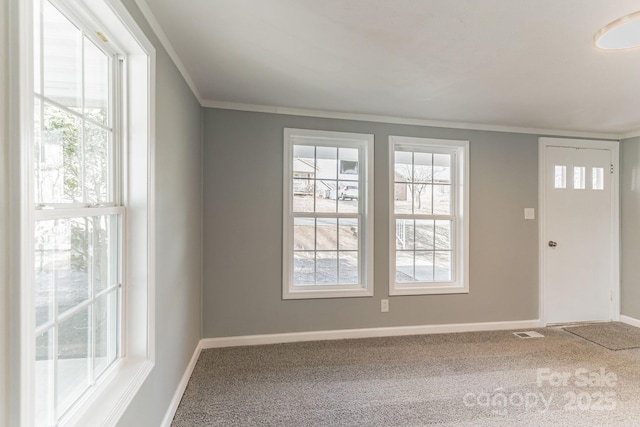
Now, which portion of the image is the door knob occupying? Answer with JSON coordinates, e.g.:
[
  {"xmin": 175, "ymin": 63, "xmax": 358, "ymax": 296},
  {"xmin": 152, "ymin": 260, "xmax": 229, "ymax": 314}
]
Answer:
[{"xmin": 548, "ymin": 241, "xmax": 557, "ymax": 248}]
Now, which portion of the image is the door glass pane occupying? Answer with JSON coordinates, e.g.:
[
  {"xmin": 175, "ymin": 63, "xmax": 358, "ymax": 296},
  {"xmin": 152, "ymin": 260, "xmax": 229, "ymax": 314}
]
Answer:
[
  {"xmin": 592, "ymin": 167, "xmax": 604, "ymax": 190},
  {"xmin": 43, "ymin": 0, "xmax": 81, "ymax": 110},
  {"xmin": 554, "ymin": 165, "xmax": 566, "ymax": 189},
  {"xmin": 57, "ymin": 307, "xmax": 90, "ymax": 417},
  {"xmin": 574, "ymin": 166, "xmax": 586, "ymax": 190}
]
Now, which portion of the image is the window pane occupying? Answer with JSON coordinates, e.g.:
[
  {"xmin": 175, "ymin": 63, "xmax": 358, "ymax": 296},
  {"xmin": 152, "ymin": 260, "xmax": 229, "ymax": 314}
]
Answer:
[
  {"xmin": 95, "ymin": 291, "xmax": 118, "ymax": 377},
  {"xmin": 35, "ymin": 221, "xmax": 55, "ymax": 327},
  {"xmin": 435, "ymin": 220, "xmax": 451, "ymax": 250},
  {"xmin": 433, "ymin": 153, "xmax": 451, "ymax": 184},
  {"xmin": 316, "ymin": 146, "xmax": 337, "ymax": 180},
  {"xmin": 337, "ymin": 181, "xmax": 358, "ymax": 213},
  {"xmin": 394, "ymin": 183, "xmax": 412, "ymax": 214},
  {"xmin": 57, "ymin": 307, "xmax": 90, "ymax": 417},
  {"xmin": 93, "ymin": 216, "xmax": 116, "ymax": 294},
  {"xmin": 315, "ymin": 180, "xmax": 337, "ymax": 213},
  {"xmin": 395, "ymin": 219, "xmax": 414, "ymax": 250},
  {"xmin": 396, "ymin": 251, "xmax": 415, "ymax": 283},
  {"xmin": 435, "ymin": 251, "xmax": 452, "ymax": 281},
  {"xmin": 316, "ymin": 252, "xmax": 337, "ymax": 285},
  {"xmin": 60, "ymin": 218, "xmax": 90, "ymax": 315},
  {"xmin": 592, "ymin": 167, "xmax": 604, "ymax": 190},
  {"xmin": 43, "ymin": 0, "xmax": 81, "ymax": 110},
  {"xmin": 84, "ymin": 37, "xmax": 109, "ymax": 125},
  {"xmin": 338, "ymin": 148, "xmax": 358, "ymax": 176},
  {"xmin": 433, "ymin": 185, "xmax": 451, "ymax": 215},
  {"xmin": 394, "ymin": 151, "xmax": 412, "ymax": 182},
  {"xmin": 413, "ymin": 184, "xmax": 432, "ymax": 215},
  {"xmin": 414, "ymin": 152, "xmax": 432, "ymax": 183},
  {"xmin": 316, "ymin": 218, "xmax": 337, "ymax": 250},
  {"xmin": 554, "ymin": 165, "xmax": 566, "ymax": 189},
  {"xmin": 338, "ymin": 251, "xmax": 358, "ymax": 284},
  {"xmin": 338, "ymin": 218, "xmax": 358, "ymax": 250},
  {"xmin": 40, "ymin": 104, "xmax": 82, "ymax": 203},
  {"xmin": 415, "ymin": 220, "xmax": 434, "ymax": 250},
  {"xmin": 293, "ymin": 217, "xmax": 314, "ymax": 251},
  {"xmin": 293, "ymin": 251, "xmax": 314, "ymax": 285},
  {"xmin": 415, "ymin": 251, "xmax": 434, "ymax": 282},
  {"xmin": 35, "ymin": 330, "xmax": 54, "ymax": 427},
  {"xmin": 292, "ymin": 179, "xmax": 314, "ymax": 212},
  {"xmin": 84, "ymin": 123, "xmax": 110, "ymax": 204},
  {"xmin": 574, "ymin": 166, "xmax": 586, "ymax": 190}
]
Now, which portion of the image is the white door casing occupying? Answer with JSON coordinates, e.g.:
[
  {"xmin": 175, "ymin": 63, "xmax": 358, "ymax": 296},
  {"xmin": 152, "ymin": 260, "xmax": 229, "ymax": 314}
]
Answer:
[{"xmin": 539, "ymin": 138, "xmax": 620, "ymax": 325}]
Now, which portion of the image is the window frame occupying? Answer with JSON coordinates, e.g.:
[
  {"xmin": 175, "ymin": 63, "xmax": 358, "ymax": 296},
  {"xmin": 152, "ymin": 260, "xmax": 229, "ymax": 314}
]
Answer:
[
  {"xmin": 388, "ymin": 136, "xmax": 469, "ymax": 296},
  {"xmin": 15, "ymin": 0, "xmax": 156, "ymax": 425},
  {"xmin": 283, "ymin": 128, "xmax": 374, "ymax": 300}
]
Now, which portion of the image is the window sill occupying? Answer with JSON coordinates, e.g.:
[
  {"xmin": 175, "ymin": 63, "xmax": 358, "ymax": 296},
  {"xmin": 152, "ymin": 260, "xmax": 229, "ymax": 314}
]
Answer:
[
  {"xmin": 390, "ymin": 283, "xmax": 469, "ymax": 296},
  {"xmin": 59, "ymin": 358, "xmax": 154, "ymax": 427},
  {"xmin": 284, "ymin": 286, "xmax": 373, "ymax": 300}
]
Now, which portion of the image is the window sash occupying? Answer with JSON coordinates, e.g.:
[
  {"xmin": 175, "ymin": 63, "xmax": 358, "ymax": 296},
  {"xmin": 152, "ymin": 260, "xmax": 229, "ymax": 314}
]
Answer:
[
  {"xmin": 389, "ymin": 137, "xmax": 468, "ymax": 295},
  {"xmin": 283, "ymin": 129, "xmax": 374, "ymax": 299}
]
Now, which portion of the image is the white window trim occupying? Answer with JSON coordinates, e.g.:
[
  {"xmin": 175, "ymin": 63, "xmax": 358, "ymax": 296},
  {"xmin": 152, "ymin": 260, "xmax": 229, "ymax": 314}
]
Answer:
[
  {"xmin": 388, "ymin": 136, "xmax": 469, "ymax": 296},
  {"xmin": 283, "ymin": 128, "xmax": 374, "ymax": 299},
  {"xmin": 13, "ymin": 0, "xmax": 156, "ymax": 426}
]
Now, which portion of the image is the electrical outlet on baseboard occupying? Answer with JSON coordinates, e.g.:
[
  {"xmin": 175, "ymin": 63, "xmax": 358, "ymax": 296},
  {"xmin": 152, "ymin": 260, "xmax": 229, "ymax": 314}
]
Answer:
[{"xmin": 381, "ymin": 299, "xmax": 389, "ymax": 312}]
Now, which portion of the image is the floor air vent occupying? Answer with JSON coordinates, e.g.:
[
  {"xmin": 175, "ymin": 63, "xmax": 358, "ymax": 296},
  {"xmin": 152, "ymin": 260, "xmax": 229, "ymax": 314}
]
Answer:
[{"xmin": 513, "ymin": 331, "xmax": 545, "ymax": 339}]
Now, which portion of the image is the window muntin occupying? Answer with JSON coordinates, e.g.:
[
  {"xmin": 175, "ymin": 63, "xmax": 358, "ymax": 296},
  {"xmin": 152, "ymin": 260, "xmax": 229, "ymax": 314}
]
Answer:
[
  {"xmin": 389, "ymin": 136, "xmax": 469, "ymax": 295},
  {"xmin": 284, "ymin": 129, "xmax": 373, "ymax": 299},
  {"xmin": 32, "ymin": 1, "xmax": 122, "ymax": 425}
]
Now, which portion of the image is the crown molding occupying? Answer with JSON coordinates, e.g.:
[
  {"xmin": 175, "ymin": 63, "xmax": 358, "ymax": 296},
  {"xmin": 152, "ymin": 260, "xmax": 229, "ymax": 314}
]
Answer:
[
  {"xmin": 203, "ymin": 100, "xmax": 621, "ymax": 140},
  {"xmin": 133, "ymin": 0, "xmax": 203, "ymax": 105}
]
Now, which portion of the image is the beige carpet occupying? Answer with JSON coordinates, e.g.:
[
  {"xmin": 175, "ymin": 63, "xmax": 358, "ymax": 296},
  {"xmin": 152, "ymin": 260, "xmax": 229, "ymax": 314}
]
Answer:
[
  {"xmin": 172, "ymin": 326, "xmax": 640, "ymax": 426},
  {"xmin": 564, "ymin": 322, "xmax": 640, "ymax": 351}
]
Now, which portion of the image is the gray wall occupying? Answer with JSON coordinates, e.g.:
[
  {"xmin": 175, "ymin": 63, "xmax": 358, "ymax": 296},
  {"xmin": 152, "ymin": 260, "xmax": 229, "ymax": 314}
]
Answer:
[
  {"xmin": 203, "ymin": 108, "xmax": 539, "ymax": 338},
  {"xmin": 1, "ymin": 0, "xmax": 9, "ymax": 423},
  {"xmin": 621, "ymin": 137, "xmax": 640, "ymax": 319},
  {"xmin": 115, "ymin": 1, "xmax": 203, "ymax": 426}
]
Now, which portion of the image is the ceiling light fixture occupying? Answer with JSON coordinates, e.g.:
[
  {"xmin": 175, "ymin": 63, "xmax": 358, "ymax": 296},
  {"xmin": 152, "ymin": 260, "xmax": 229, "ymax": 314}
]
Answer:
[{"xmin": 595, "ymin": 11, "xmax": 640, "ymax": 50}]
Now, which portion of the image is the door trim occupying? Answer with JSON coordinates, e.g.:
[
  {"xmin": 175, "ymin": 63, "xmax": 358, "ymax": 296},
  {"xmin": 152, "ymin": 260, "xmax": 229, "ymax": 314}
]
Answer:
[{"xmin": 538, "ymin": 137, "xmax": 620, "ymax": 325}]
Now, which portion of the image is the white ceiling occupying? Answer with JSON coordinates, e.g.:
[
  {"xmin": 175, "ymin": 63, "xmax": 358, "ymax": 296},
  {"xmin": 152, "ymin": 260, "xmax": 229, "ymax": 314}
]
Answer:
[{"xmin": 138, "ymin": 0, "xmax": 640, "ymax": 137}]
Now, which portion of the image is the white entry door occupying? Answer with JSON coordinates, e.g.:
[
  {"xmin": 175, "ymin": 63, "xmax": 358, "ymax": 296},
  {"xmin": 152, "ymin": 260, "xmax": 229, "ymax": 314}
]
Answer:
[{"xmin": 544, "ymin": 145, "xmax": 613, "ymax": 324}]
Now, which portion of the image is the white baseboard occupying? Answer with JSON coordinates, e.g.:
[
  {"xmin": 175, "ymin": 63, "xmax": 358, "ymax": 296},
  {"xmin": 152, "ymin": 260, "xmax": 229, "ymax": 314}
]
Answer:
[
  {"xmin": 200, "ymin": 319, "xmax": 544, "ymax": 349},
  {"xmin": 160, "ymin": 340, "xmax": 203, "ymax": 427},
  {"xmin": 620, "ymin": 315, "xmax": 640, "ymax": 328}
]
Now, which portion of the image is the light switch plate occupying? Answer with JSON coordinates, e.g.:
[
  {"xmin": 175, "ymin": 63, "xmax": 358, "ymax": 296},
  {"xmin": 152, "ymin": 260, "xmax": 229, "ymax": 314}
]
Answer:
[{"xmin": 524, "ymin": 208, "xmax": 535, "ymax": 220}]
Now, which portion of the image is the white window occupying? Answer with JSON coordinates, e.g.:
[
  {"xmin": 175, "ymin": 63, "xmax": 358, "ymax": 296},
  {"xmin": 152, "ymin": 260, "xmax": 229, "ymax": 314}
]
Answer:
[
  {"xmin": 21, "ymin": 0, "xmax": 155, "ymax": 426},
  {"xmin": 389, "ymin": 136, "xmax": 469, "ymax": 295},
  {"xmin": 283, "ymin": 129, "xmax": 374, "ymax": 299}
]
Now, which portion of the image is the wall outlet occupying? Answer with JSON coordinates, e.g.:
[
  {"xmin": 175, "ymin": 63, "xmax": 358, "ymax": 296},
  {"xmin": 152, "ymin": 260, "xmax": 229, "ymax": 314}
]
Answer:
[
  {"xmin": 381, "ymin": 299, "xmax": 389, "ymax": 312},
  {"xmin": 524, "ymin": 208, "xmax": 535, "ymax": 220}
]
